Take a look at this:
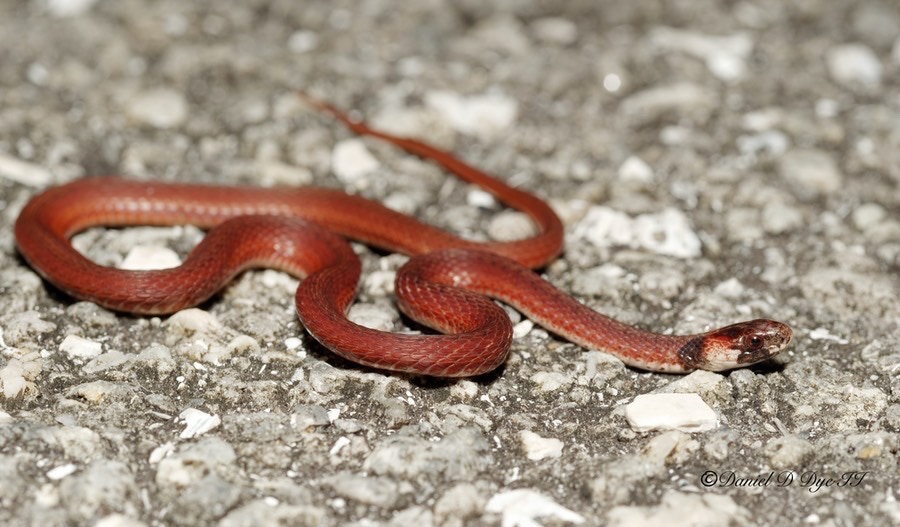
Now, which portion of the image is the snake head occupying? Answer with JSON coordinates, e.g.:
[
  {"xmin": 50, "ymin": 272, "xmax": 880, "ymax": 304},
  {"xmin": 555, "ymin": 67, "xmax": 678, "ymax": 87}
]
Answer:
[{"xmin": 680, "ymin": 319, "xmax": 793, "ymax": 371}]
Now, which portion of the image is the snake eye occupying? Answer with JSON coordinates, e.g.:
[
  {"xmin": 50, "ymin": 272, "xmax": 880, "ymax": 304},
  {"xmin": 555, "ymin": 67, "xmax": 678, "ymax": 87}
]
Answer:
[{"xmin": 748, "ymin": 335, "xmax": 763, "ymax": 349}]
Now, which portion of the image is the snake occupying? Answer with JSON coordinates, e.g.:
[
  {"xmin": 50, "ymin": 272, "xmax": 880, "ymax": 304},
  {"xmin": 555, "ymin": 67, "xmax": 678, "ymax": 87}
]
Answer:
[{"xmin": 13, "ymin": 93, "xmax": 792, "ymax": 377}]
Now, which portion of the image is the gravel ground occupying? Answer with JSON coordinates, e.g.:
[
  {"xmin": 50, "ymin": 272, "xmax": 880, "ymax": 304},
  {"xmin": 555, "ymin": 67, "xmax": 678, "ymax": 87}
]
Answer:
[{"xmin": 1, "ymin": 0, "xmax": 899, "ymax": 526}]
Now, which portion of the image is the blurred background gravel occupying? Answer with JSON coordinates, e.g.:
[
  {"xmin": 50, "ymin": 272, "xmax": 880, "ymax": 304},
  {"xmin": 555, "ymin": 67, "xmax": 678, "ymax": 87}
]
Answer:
[{"xmin": 1, "ymin": 1, "xmax": 898, "ymax": 525}]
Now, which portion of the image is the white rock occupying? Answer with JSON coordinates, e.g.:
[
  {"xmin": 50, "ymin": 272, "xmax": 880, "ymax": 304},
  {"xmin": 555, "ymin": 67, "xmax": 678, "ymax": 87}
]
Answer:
[
  {"xmin": 1, "ymin": 360, "xmax": 32, "ymax": 398},
  {"xmin": 287, "ymin": 30, "xmax": 319, "ymax": 53},
  {"xmin": 808, "ymin": 327, "xmax": 849, "ymax": 344},
  {"xmin": 178, "ymin": 408, "xmax": 221, "ymax": 439},
  {"xmin": 530, "ymin": 371, "xmax": 572, "ymax": 392},
  {"xmin": 46, "ymin": 0, "xmax": 98, "ymax": 17},
  {"xmin": 779, "ymin": 149, "xmax": 842, "ymax": 197},
  {"xmin": 512, "ymin": 319, "xmax": 534, "ymax": 339},
  {"xmin": 148, "ymin": 442, "xmax": 175, "ymax": 464},
  {"xmin": 620, "ymin": 83, "xmax": 718, "ymax": 124},
  {"xmin": 713, "ymin": 278, "xmax": 745, "ymax": 299},
  {"xmin": 435, "ymin": 483, "xmax": 484, "ymax": 520},
  {"xmin": 741, "ymin": 108, "xmax": 783, "ymax": 131},
  {"xmin": 127, "ymin": 88, "xmax": 188, "ymax": 129},
  {"xmin": 736, "ymin": 130, "xmax": 790, "ymax": 156},
  {"xmin": 347, "ymin": 303, "xmax": 396, "ymax": 332},
  {"xmin": 425, "ymin": 91, "xmax": 517, "ymax": 139},
  {"xmin": 640, "ymin": 430, "xmax": 686, "ymax": 466},
  {"xmin": 331, "ymin": 139, "xmax": 380, "ymax": 184},
  {"xmin": 329, "ymin": 436, "xmax": 351, "ymax": 456},
  {"xmin": 60, "ymin": 335, "xmax": 103, "ymax": 359},
  {"xmin": 852, "ymin": 203, "xmax": 887, "ymax": 231},
  {"xmin": 826, "ymin": 43, "xmax": 882, "ymax": 87},
  {"xmin": 573, "ymin": 207, "xmax": 634, "ymax": 249},
  {"xmin": 661, "ymin": 370, "xmax": 727, "ymax": 397},
  {"xmin": 155, "ymin": 438, "xmax": 236, "ymax": 487},
  {"xmin": 258, "ymin": 160, "xmax": 314, "ymax": 186},
  {"xmin": 67, "ymin": 380, "xmax": 122, "ymax": 403},
  {"xmin": 853, "ymin": 3, "xmax": 900, "ymax": 49},
  {"xmin": 363, "ymin": 270, "xmax": 396, "ymax": 297},
  {"xmin": 608, "ymin": 490, "xmax": 748, "ymax": 527},
  {"xmin": 573, "ymin": 206, "xmax": 702, "ymax": 258},
  {"xmin": 165, "ymin": 308, "xmax": 223, "ymax": 336},
  {"xmin": 520, "ymin": 430, "xmax": 564, "ymax": 461},
  {"xmin": 470, "ymin": 16, "xmax": 531, "ymax": 55},
  {"xmin": 486, "ymin": 489, "xmax": 585, "ymax": 526},
  {"xmin": 633, "ymin": 209, "xmax": 702, "ymax": 258},
  {"xmin": 624, "ymin": 393, "xmax": 718, "ymax": 432},
  {"xmin": 467, "ymin": 188, "xmax": 498, "ymax": 208},
  {"xmin": 120, "ymin": 246, "xmax": 181, "ymax": 271},
  {"xmin": 649, "ymin": 27, "xmax": 753, "ymax": 81},
  {"xmin": 570, "ymin": 263, "xmax": 628, "ymax": 297},
  {"xmin": 815, "ymin": 98, "xmax": 840, "ymax": 118},
  {"xmin": 323, "ymin": 473, "xmax": 399, "ymax": 508},
  {"xmin": 46, "ymin": 463, "xmax": 78, "ymax": 480},
  {"xmin": 488, "ymin": 211, "xmax": 536, "ymax": 242},
  {"xmin": 603, "ymin": 73, "xmax": 623, "ymax": 93},
  {"xmin": 762, "ymin": 201, "xmax": 804, "ymax": 234},
  {"xmin": 0, "ymin": 152, "xmax": 53, "ymax": 186},
  {"xmin": 618, "ymin": 156, "xmax": 654, "ymax": 183},
  {"xmin": 226, "ymin": 335, "xmax": 260, "ymax": 356},
  {"xmin": 531, "ymin": 17, "xmax": 578, "ymax": 45},
  {"xmin": 83, "ymin": 350, "xmax": 131, "ymax": 374}
]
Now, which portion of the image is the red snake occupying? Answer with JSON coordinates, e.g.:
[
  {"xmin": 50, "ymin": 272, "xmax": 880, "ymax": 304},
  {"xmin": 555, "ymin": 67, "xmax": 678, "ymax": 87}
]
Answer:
[{"xmin": 14, "ymin": 94, "xmax": 792, "ymax": 377}]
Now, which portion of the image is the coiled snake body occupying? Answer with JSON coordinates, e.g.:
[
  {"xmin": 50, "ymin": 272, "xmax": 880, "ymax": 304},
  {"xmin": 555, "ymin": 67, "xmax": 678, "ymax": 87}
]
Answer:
[{"xmin": 14, "ymin": 95, "xmax": 792, "ymax": 376}]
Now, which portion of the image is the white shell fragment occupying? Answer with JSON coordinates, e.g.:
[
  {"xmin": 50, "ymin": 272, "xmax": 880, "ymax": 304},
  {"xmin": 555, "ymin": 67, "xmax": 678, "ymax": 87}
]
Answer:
[
  {"xmin": 46, "ymin": 463, "xmax": 78, "ymax": 480},
  {"xmin": 178, "ymin": 408, "xmax": 221, "ymax": 439},
  {"xmin": 624, "ymin": 393, "xmax": 718, "ymax": 432}
]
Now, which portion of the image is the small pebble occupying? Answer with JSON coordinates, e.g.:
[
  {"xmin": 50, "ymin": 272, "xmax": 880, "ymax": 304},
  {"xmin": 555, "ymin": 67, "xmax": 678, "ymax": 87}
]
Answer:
[
  {"xmin": 826, "ymin": 43, "xmax": 883, "ymax": 87},
  {"xmin": 347, "ymin": 303, "xmax": 396, "ymax": 332},
  {"xmin": 519, "ymin": 430, "xmax": 564, "ymax": 461},
  {"xmin": 778, "ymin": 148, "xmax": 842, "ymax": 197},
  {"xmin": 120, "ymin": 246, "xmax": 181, "ymax": 271},
  {"xmin": 531, "ymin": 17, "xmax": 578, "ymax": 45},
  {"xmin": 573, "ymin": 206, "xmax": 702, "ymax": 259},
  {"xmin": 331, "ymin": 139, "xmax": 380, "ymax": 184},
  {"xmin": 60, "ymin": 335, "xmax": 103, "ymax": 359},
  {"xmin": 0, "ymin": 153, "xmax": 53, "ymax": 186},
  {"xmin": 127, "ymin": 88, "xmax": 188, "ymax": 129},
  {"xmin": 852, "ymin": 203, "xmax": 887, "ymax": 231},
  {"xmin": 649, "ymin": 27, "xmax": 753, "ymax": 81},
  {"xmin": 617, "ymin": 156, "xmax": 654, "ymax": 184},
  {"xmin": 485, "ymin": 489, "xmax": 585, "ymax": 526},
  {"xmin": 425, "ymin": 91, "xmax": 517, "ymax": 139}
]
